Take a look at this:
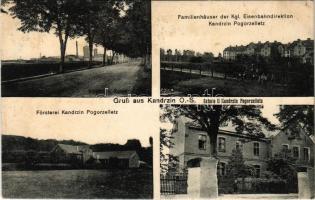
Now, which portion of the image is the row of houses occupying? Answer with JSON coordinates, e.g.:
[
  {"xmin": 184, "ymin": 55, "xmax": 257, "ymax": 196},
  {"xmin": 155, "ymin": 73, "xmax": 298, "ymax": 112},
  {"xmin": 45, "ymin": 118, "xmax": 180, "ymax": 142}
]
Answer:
[
  {"xmin": 170, "ymin": 116, "xmax": 314, "ymax": 178},
  {"xmin": 160, "ymin": 48, "xmax": 214, "ymax": 62},
  {"xmin": 223, "ymin": 38, "xmax": 314, "ymax": 64},
  {"xmin": 50, "ymin": 144, "xmax": 140, "ymax": 168}
]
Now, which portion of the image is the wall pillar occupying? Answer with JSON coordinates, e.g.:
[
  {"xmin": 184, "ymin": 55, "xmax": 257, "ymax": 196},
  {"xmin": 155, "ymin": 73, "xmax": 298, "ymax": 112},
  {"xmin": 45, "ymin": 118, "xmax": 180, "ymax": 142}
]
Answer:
[
  {"xmin": 298, "ymin": 170, "xmax": 313, "ymax": 199},
  {"xmin": 187, "ymin": 157, "xmax": 218, "ymax": 198}
]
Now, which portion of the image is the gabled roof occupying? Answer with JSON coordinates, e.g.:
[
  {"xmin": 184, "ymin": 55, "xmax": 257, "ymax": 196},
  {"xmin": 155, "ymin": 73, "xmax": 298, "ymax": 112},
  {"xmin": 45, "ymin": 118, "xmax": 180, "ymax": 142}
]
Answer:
[
  {"xmin": 55, "ymin": 144, "xmax": 90, "ymax": 154},
  {"xmin": 92, "ymin": 151, "xmax": 138, "ymax": 159},
  {"xmin": 272, "ymin": 123, "xmax": 315, "ymax": 144}
]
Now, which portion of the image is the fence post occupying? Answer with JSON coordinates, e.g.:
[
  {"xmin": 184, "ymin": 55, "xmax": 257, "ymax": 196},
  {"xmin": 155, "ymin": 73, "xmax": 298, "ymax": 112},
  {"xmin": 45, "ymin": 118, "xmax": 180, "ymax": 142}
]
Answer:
[{"xmin": 199, "ymin": 65, "xmax": 202, "ymax": 76}]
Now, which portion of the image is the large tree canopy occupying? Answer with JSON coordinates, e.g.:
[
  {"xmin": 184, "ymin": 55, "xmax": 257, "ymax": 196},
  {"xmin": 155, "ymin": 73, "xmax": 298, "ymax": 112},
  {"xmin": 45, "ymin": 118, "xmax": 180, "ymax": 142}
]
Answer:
[
  {"xmin": 275, "ymin": 105, "xmax": 314, "ymax": 136},
  {"xmin": 161, "ymin": 105, "xmax": 276, "ymax": 157},
  {"xmin": 4, "ymin": 0, "xmax": 151, "ymax": 69},
  {"xmin": 6, "ymin": 0, "xmax": 82, "ymax": 72}
]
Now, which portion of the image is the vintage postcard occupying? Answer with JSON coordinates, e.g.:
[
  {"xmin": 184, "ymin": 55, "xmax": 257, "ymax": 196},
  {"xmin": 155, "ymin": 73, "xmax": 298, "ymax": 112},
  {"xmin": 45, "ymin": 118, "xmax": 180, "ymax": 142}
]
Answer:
[{"xmin": 1, "ymin": 0, "xmax": 314, "ymax": 199}]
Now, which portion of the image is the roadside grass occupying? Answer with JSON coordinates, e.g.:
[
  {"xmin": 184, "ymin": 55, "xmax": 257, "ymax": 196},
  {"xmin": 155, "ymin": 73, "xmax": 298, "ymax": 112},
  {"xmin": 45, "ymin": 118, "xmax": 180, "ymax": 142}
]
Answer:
[
  {"xmin": 1, "ymin": 61, "xmax": 103, "ymax": 81},
  {"xmin": 2, "ymin": 169, "xmax": 153, "ymax": 199},
  {"xmin": 160, "ymin": 70, "xmax": 296, "ymax": 97}
]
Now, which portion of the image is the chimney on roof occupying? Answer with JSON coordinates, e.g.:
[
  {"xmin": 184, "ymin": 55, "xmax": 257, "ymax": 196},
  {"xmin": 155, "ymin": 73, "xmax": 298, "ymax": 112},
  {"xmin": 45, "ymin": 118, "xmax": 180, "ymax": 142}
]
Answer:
[
  {"xmin": 258, "ymin": 41, "xmax": 261, "ymax": 43},
  {"xmin": 307, "ymin": 38, "xmax": 311, "ymax": 40}
]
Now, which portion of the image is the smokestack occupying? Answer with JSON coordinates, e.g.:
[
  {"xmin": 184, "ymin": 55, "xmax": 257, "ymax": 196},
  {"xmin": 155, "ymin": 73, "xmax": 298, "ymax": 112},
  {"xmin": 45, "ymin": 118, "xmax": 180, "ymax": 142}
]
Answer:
[{"xmin": 76, "ymin": 41, "xmax": 79, "ymax": 57}]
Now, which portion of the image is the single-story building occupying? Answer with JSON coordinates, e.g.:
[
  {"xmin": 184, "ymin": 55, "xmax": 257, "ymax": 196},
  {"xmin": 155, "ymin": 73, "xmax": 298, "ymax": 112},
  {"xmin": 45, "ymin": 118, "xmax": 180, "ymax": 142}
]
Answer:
[
  {"xmin": 92, "ymin": 151, "xmax": 140, "ymax": 168},
  {"xmin": 50, "ymin": 144, "xmax": 93, "ymax": 164}
]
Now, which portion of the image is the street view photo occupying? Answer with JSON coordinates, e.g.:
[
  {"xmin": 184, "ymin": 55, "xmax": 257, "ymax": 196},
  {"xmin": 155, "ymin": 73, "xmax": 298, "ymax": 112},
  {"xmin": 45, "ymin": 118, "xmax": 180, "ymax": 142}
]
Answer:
[
  {"xmin": 154, "ymin": 1, "xmax": 314, "ymax": 97},
  {"xmin": 1, "ymin": 0, "xmax": 151, "ymax": 97},
  {"xmin": 160, "ymin": 104, "xmax": 314, "ymax": 199}
]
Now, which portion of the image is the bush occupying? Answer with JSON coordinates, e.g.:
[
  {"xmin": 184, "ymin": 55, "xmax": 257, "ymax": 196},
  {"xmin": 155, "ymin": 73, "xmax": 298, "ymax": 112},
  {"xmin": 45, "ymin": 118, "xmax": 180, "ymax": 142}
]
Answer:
[{"xmin": 238, "ymin": 177, "xmax": 288, "ymax": 194}]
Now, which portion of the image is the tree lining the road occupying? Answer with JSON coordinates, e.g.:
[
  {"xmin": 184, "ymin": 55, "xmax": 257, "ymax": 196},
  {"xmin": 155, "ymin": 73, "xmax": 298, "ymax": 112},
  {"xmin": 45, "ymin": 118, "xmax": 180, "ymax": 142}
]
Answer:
[{"xmin": 3, "ymin": 0, "xmax": 151, "ymax": 71}]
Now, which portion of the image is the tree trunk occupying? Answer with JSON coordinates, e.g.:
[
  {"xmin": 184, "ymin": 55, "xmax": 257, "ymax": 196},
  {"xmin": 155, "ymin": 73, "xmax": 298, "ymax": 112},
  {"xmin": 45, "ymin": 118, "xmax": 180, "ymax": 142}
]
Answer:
[
  {"xmin": 143, "ymin": 54, "xmax": 147, "ymax": 67},
  {"xmin": 58, "ymin": 33, "xmax": 68, "ymax": 73},
  {"xmin": 207, "ymin": 108, "xmax": 221, "ymax": 158},
  {"xmin": 103, "ymin": 46, "xmax": 107, "ymax": 66},
  {"xmin": 111, "ymin": 51, "xmax": 116, "ymax": 64},
  {"xmin": 59, "ymin": 44, "xmax": 65, "ymax": 73},
  {"xmin": 88, "ymin": 39, "xmax": 93, "ymax": 68}
]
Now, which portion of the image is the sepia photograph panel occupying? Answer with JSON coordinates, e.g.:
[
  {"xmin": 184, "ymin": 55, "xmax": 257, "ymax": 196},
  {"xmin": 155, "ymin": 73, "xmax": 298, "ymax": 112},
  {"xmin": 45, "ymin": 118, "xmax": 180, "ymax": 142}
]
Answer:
[
  {"xmin": 1, "ymin": 0, "xmax": 151, "ymax": 97},
  {"xmin": 1, "ymin": 102, "xmax": 155, "ymax": 199},
  {"xmin": 160, "ymin": 104, "xmax": 314, "ymax": 199},
  {"xmin": 153, "ymin": 1, "xmax": 314, "ymax": 97}
]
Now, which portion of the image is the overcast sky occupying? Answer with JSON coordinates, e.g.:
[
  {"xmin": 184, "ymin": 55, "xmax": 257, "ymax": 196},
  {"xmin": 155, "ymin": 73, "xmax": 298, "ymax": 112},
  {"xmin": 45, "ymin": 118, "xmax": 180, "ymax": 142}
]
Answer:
[
  {"xmin": 2, "ymin": 101, "xmax": 156, "ymax": 147},
  {"xmin": 153, "ymin": 1, "xmax": 313, "ymax": 56},
  {"xmin": 1, "ymin": 14, "xmax": 104, "ymax": 60}
]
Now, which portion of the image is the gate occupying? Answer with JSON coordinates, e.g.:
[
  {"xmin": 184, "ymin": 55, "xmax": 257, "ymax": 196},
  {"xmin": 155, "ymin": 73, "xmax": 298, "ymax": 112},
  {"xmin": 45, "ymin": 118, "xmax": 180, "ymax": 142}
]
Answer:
[{"xmin": 160, "ymin": 172, "xmax": 188, "ymax": 195}]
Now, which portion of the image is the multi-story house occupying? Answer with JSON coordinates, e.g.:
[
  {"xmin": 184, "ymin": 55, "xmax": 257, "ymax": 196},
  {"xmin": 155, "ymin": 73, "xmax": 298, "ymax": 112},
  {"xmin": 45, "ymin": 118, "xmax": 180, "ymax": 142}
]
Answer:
[
  {"xmin": 245, "ymin": 42, "xmax": 260, "ymax": 56},
  {"xmin": 169, "ymin": 116, "xmax": 314, "ymax": 177},
  {"xmin": 170, "ymin": 117, "xmax": 271, "ymax": 177},
  {"xmin": 222, "ymin": 38, "xmax": 314, "ymax": 63},
  {"xmin": 223, "ymin": 45, "xmax": 246, "ymax": 60},
  {"xmin": 302, "ymin": 51, "xmax": 314, "ymax": 64},
  {"xmin": 260, "ymin": 41, "xmax": 285, "ymax": 58},
  {"xmin": 292, "ymin": 39, "xmax": 313, "ymax": 57},
  {"xmin": 271, "ymin": 124, "xmax": 314, "ymax": 171}
]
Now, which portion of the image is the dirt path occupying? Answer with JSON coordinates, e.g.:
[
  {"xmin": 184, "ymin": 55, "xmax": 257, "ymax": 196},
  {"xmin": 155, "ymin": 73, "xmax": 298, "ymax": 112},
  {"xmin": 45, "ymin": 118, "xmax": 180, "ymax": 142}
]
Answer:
[{"xmin": 2, "ymin": 62, "xmax": 144, "ymax": 97}]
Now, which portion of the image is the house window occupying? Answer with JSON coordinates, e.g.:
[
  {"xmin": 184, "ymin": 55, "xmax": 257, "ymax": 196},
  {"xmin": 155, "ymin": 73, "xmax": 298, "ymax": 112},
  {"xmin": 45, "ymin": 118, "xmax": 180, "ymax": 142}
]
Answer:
[
  {"xmin": 303, "ymin": 147, "xmax": 310, "ymax": 161},
  {"xmin": 236, "ymin": 141, "xmax": 243, "ymax": 151},
  {"xmin": 253, "ymin": 165, "xmax": 261, "ymax": 178},
  {"xmin": 218, "ymin": 137, "xmax": 226, "ymax": 152},
  {"xmin": 293, "ymin": 146, "xmax": 299, "ymax": 158},
  {"xmin": 282, "ymin": 144, "xmax": 289, "ymax": 151},
  {"xmin": 253, "ymin": 142, "xmax": 260, "ymax": 156},
  {"xmin": 218, "ymin": 162, "xmax": 226, "ymax": 176},
  {"xmin": 198, "ymin": 135, "xmax": 207, "ymax": 150}
]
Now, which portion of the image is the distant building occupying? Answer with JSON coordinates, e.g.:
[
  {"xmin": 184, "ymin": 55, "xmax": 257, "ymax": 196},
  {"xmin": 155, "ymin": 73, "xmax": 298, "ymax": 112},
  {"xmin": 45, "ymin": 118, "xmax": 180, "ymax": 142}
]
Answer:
[
  {"xmin": 92, "ymin": 151, "xmax": 140, "ymax": 168},
  {"xmin": 170, "ymin": 116, "xmax": 314, "ymax": 177},
  {"xmin": 183, "ymin": 50, "xmax": 195, "ymax": 57},
  {"xmin": 223, "ymin": 45, "xmax": 246, "ymax": 60},
  {"xmin": 83, "ymin": 46, "xmax": 103, "ymax": 62},
  {"xmin": 223, "ymin": 38, "xmax": 314, "ymax": 63},
  {"xmin": 50, "ymin": 144, "xmax": 93, "ymax": 164},
  {"xmin": 50, "ymin": 144, "xmax": 141, "ymax": 168}
]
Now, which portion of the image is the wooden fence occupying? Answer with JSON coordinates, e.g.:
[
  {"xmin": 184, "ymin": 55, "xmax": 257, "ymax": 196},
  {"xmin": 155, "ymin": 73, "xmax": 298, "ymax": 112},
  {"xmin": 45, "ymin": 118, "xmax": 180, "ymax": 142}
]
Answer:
[{"xmin": 160, "ymin": 61, "xmax": 313, "ymax": 86}]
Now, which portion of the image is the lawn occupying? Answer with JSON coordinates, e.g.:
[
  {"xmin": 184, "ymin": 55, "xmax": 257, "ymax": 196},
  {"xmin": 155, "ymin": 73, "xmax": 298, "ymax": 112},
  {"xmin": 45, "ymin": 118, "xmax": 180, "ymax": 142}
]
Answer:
[
  {"xmin": 2, "ymin": 169, "xmax": 153, "ymax": 199},
  {"xmin": 160, "ymin": 70, "xmax": 305, "ymax": 97}
]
